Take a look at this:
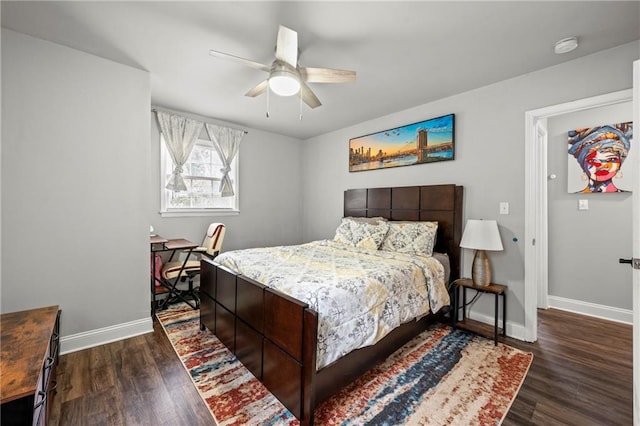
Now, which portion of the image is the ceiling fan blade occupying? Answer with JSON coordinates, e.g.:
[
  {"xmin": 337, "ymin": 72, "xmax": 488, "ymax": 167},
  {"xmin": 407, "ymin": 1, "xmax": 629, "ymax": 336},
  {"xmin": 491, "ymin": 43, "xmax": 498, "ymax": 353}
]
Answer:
[
  {"xmin": 244, "ymin": 80, "xmax": 269, "ymax": 97},
  {"xmin": 275, "ymin": 25, "xmax": 298, "ymax": 68},
  {"xmin": 209, "ymin": 49, "xmax": 270, "ymax": 72},
  {"xmin": 300, "ymin": 67, "xmax": 356, "ymax": 83},
  {"xmin": 299, "ymin": 82, "xmax": 322, "ymax": 109}
]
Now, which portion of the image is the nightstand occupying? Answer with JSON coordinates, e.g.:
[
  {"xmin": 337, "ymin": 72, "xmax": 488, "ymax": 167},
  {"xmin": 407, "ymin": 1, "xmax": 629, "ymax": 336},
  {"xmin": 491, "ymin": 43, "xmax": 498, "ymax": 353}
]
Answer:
[{"xmin": 453, "ymin": 278, "xmax": 507, "ymax": 345}]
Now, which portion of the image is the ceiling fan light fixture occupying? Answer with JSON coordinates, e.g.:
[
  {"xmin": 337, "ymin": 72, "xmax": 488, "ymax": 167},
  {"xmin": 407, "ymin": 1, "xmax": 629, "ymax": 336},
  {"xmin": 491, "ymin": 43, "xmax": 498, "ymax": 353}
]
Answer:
[{"xmin": 269, "ymin": 69, "xmax": 300, "ymax": 96}]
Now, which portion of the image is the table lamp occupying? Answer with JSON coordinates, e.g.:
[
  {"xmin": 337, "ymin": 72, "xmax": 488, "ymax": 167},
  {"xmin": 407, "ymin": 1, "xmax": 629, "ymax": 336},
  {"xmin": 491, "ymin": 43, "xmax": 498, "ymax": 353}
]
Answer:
[{"xmin": 460, "ymin": 219, "xmax": 504, "ymax": 286}]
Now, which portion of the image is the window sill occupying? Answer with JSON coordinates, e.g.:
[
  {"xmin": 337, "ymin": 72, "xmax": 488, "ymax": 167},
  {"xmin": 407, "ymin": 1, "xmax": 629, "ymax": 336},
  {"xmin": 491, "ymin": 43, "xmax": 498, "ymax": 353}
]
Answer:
[{"xmin": 159, "ymin": 209, "xmax": 239, "ymax": 218}]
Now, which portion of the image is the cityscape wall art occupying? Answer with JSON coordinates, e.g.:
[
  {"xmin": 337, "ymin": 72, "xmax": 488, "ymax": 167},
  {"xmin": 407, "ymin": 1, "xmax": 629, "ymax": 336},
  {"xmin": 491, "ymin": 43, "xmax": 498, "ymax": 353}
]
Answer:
[{"xmin": 349, "ymin": 114, "xmax": 455, "ymax": 172}]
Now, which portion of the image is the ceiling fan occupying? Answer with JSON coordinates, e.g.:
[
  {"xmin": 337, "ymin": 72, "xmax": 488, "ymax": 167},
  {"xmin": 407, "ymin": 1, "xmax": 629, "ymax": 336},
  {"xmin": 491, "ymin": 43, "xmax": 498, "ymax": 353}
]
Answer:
[{"xmin": 209, "ymin": 25, "xmax": 356, "ymax": 109}]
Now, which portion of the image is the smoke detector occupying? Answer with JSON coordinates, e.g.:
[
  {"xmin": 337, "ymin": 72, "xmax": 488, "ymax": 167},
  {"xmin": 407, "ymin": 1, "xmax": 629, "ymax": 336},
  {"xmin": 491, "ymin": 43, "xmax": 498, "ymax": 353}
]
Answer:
[{"xmin": 554, "ymin": 37, "xmax": 578, "ymax": 54}]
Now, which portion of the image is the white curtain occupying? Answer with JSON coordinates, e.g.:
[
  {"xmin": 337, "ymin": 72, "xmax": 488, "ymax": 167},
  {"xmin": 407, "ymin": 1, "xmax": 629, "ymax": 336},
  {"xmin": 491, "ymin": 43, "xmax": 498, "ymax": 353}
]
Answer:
[
  {"xmin": 155, "ymin": 110, "xmax": 204, "ymax": 192},
  {"xmin": 205, "ymin": 123, "xmax": 245, "ymax": 197}
]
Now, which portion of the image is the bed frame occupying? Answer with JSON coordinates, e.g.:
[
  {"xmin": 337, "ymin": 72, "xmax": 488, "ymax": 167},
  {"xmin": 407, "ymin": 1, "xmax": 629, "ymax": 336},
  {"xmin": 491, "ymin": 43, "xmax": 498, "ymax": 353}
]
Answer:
[{"xmin": 199, "ymin": 184, "xmax": 463, "ymax": 425}]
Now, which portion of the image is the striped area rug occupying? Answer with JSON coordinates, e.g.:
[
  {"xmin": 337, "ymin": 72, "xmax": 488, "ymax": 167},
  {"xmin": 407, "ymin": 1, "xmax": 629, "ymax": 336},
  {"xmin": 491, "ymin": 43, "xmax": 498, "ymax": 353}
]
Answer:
[{"xmin": 157, "ymin": 303, "xmax": 532, "ymax": 425}]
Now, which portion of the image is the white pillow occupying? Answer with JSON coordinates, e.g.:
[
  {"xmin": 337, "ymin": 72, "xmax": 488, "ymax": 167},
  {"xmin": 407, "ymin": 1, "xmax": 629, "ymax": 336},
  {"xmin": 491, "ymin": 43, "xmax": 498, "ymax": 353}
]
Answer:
[{"xmin": 380, "ymin": 221, "xmax": 438, "ymax": 256}]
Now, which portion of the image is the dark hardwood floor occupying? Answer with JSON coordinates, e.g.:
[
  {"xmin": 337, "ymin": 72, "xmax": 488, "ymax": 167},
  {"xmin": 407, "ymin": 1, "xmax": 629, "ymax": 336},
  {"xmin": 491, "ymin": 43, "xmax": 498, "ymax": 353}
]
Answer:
[
  {"xmin": 50, "ymin": 308, "xmax": 632, "ymax": 425},
  {"xmin": 50, "ymin": 320, "xmax": 213, "ymax": 425},
  {"xmin": 504, "ymin": 309, "xmax": 632, "ymax": 426}
]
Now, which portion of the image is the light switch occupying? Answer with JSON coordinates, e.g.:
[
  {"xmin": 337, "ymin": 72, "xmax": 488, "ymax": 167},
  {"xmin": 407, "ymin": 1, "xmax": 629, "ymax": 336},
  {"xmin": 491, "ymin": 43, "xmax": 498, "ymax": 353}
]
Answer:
[
  {"xmin": 578, "ymin": 199, "xmax": 589, "ymax": 210},
  {"xmin": 499, "ymin": 202, "xmax": 509, "ymax": 215}
]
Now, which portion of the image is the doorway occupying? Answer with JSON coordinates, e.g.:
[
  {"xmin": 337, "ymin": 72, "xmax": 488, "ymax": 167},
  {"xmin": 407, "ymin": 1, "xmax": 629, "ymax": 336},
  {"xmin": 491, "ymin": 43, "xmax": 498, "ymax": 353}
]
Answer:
[
  {"xmin": 546, "ymin": 103, "xmax": 633, "ymax": 320},
  {"xmin": 524, "ymin": 88, "xmax": 633, "ymax": 342}
]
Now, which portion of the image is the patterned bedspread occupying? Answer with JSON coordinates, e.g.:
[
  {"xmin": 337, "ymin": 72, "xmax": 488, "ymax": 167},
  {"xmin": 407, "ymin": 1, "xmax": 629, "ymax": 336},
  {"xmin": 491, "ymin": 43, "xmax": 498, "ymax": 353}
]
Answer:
[{"xmin": 214, "ymin": 240, "xmax": 450, "ymax": 369}]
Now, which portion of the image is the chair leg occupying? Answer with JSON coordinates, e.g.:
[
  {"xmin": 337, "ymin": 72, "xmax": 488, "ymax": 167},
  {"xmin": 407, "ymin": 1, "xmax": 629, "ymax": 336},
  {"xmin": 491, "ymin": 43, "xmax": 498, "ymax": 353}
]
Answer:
[{"xmin": 188, "ymin": 275, "xmax": 200, "ymax": 308}]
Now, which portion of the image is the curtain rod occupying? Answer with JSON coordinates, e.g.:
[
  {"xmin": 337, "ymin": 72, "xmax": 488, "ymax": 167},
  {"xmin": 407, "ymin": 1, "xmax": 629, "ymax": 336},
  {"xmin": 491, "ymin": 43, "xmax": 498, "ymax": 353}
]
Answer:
[{"xmin": 151, "ymin": 107, "xmax": 248, "ymax": 134}]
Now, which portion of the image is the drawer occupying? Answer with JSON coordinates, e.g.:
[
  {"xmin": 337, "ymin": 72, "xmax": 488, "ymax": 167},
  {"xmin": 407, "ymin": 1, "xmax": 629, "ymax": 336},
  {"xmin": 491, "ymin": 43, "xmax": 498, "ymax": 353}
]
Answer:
[{"xmin": 200, "ymin": 293, "xmax": 215, "ymax": 333}]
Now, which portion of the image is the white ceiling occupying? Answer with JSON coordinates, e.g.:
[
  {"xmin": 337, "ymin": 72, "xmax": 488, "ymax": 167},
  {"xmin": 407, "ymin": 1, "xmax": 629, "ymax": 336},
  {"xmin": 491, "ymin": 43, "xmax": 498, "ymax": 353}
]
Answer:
[{"xmin": 2, "ymin": 1, "xmax": 639, "ymax": 139}]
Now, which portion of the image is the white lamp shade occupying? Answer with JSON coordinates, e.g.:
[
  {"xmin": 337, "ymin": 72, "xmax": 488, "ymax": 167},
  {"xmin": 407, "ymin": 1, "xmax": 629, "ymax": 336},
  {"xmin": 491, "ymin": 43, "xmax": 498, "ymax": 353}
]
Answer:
[{"xmin": 460, "ymin": 219, "xmax": 504, "ymax": 251}]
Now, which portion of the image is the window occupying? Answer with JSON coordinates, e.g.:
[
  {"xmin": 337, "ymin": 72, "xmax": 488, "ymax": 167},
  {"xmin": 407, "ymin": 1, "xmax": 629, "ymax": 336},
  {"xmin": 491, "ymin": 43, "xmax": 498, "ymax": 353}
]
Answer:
[{"xmin": 160, "ymin": 137, "xmax": 239, "ymax": 216}]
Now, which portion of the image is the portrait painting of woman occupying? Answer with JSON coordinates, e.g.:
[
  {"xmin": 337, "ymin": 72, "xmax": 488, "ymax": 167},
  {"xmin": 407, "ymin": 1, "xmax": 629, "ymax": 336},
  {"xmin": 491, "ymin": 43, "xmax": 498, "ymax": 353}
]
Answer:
[{"xmin": 567, "ymin": 122, "xmax": 633, "ymax": 193}]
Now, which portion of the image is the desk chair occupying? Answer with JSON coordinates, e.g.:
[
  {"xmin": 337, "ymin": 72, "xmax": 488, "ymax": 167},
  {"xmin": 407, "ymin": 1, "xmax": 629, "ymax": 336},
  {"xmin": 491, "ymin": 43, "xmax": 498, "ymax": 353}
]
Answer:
[{"xmin": 160, "ymin": 223, "xmax": 226, "ymax": 307}]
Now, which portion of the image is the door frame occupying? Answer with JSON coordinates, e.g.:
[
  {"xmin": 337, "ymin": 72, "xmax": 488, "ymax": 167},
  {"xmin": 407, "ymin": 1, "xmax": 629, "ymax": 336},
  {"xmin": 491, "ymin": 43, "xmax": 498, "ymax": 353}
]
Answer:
[
  {"xmin": 632, "ymin": 59, "xmax": 638, "ymax": 426},
  {"xmin": 523, "ymin": 88, "xmax": 633, "ymax": 342}
]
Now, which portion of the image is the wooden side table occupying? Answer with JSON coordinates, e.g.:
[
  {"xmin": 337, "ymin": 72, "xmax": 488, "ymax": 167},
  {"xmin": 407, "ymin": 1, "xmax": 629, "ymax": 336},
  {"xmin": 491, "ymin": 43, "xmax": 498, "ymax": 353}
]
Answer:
[{"xmin": 453, "ymin": 278, "xmax": 507, "ymax": 345}]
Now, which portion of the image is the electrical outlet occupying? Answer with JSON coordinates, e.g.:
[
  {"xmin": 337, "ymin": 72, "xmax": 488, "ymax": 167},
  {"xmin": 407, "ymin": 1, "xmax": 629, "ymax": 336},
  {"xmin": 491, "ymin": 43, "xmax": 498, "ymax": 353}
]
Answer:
[
  {"xmin": 499, "ymin": 202, "xmax": 509, "ymax": 215},
  {"xmin": 578, "ymin": 199, "xmax": 589, "ymax": 210}
]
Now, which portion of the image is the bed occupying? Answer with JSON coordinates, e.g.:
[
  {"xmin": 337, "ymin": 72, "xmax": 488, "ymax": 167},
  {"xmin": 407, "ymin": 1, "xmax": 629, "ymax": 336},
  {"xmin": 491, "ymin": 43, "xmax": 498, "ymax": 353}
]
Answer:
[{"xmin": 199, "ymin": 184, "xmax": 463, "ymax": 425}]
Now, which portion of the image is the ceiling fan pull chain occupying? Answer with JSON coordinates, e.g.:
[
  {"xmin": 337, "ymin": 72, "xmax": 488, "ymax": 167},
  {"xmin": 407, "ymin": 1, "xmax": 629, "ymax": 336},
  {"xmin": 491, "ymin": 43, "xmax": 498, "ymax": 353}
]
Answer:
[
  {"xmin": 299, "ymin": 93, "xmax": 303, "ymax": 121},
  {"xmin": 266, "ymin": 86, "xmax": 270, "ymax": 118}
]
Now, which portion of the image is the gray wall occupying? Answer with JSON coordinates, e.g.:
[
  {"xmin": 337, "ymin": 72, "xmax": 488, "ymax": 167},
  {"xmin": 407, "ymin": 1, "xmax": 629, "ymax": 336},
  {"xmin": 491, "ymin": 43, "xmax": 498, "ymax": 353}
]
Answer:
[
  {"xmin": 149, "ymin": 113, "xmax": 303, "ymax": 252},
  {"xmin": 1, "ymin": 28, "xmax": 303, "ymax": 346},
  {"xmin": 1, "ymin": 30, "xmax": 151, "ymax": 334},
  {"xmin": 547, "ymin": 102, "xmax": 633, "ymax": 310},
  {"xmin": 301, "ymin": 41, "xmax": 639, "ymax": 329},
  {"xmin": 1, "ymin": 26, "xmax": 637, "ymax": 345}
]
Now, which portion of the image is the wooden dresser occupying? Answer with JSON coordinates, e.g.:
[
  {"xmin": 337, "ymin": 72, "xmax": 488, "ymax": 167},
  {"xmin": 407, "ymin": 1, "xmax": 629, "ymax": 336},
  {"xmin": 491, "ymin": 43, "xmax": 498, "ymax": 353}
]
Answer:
[{"xmin": 1, "ymin": 306, "xmax": 61, "ymax": 426}]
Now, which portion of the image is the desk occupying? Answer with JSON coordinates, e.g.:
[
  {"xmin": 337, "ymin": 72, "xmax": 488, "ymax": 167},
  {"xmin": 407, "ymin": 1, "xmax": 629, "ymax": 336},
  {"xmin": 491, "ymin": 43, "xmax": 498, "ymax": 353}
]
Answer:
[
  {"xmin": 453, "ymin": 278, "xmax": 507, "ymax": 345},
  {"xmin": 150, "ymin": 235, "xmax": 199, "ymax": 314}
]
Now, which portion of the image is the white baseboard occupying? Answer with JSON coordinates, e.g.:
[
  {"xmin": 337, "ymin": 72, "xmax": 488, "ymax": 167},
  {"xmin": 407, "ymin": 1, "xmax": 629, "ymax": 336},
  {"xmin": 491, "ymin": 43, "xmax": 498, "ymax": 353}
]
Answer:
[
  {"xmin": 464, "ymin": 296, "xmax": 631, "ymax": 343},
  {"xmin": 467, "ymin": 311, "xmax": 526, "ymax": 341},
  {"xmin": 60, "ymin": 317, "xmax": 153, "ymax": 355},
  {"xmin": 548, "ymin": 295, "xmax": 632, "ymax": 324}
]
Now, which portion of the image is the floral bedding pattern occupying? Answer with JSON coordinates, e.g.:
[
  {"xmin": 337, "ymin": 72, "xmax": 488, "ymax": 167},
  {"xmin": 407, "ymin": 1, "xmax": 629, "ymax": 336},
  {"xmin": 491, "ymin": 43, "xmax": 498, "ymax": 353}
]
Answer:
[
  {"xmin": 333, "ymin": 217, "xmax": 389, "ymax": 250},
  {"xmin": 214, "ymin": 240, "xmax": 449, "ymax": 370},
  {"xmin": 380, "ymin": 221, "xmax": 438, "ymax": 256}
]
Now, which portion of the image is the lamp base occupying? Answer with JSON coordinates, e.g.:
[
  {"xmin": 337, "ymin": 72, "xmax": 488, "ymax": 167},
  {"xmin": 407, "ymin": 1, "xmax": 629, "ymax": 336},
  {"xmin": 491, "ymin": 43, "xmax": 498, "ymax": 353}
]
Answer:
[{"xmin": 471, "ymin": 250, "xmax": 492, "ymax": 286}]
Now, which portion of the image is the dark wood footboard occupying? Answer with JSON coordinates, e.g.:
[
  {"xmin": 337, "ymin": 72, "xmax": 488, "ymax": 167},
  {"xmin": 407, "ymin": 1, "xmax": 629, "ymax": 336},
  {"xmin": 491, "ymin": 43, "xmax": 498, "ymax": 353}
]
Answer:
[
  {"xmin": 198, "ymin": 184, "xmax": 464, "ymax": 425},
  {"xmin": 199, "ymin": 261, "xmax": 319, "ymax": 424},
  {"xmin": 200, "ymin": 260, "xmax": 444, "ymax": 425}
]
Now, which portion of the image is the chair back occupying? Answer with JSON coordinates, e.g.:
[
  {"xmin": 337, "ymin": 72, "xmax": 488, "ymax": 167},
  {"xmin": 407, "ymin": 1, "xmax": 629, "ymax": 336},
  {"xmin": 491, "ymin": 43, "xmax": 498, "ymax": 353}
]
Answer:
[{"xmin": 202, "ymin": 223, "xmax": 225, "ymax": 258}]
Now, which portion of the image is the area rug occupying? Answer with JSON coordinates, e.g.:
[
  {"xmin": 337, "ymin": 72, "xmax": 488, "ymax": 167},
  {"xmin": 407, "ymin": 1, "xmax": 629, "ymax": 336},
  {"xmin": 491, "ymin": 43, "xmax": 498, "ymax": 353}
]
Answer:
[{"xmin": 156, "ymin": 303, "xmax": 533, "ymax": 425}]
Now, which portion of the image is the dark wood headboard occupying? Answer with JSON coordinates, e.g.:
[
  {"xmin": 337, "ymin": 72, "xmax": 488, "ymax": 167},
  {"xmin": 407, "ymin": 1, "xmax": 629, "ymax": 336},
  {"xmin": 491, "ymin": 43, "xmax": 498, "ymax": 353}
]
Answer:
[{"xmin": 344, "ymin": 184, "xmax": 464, "ymax": 282}]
